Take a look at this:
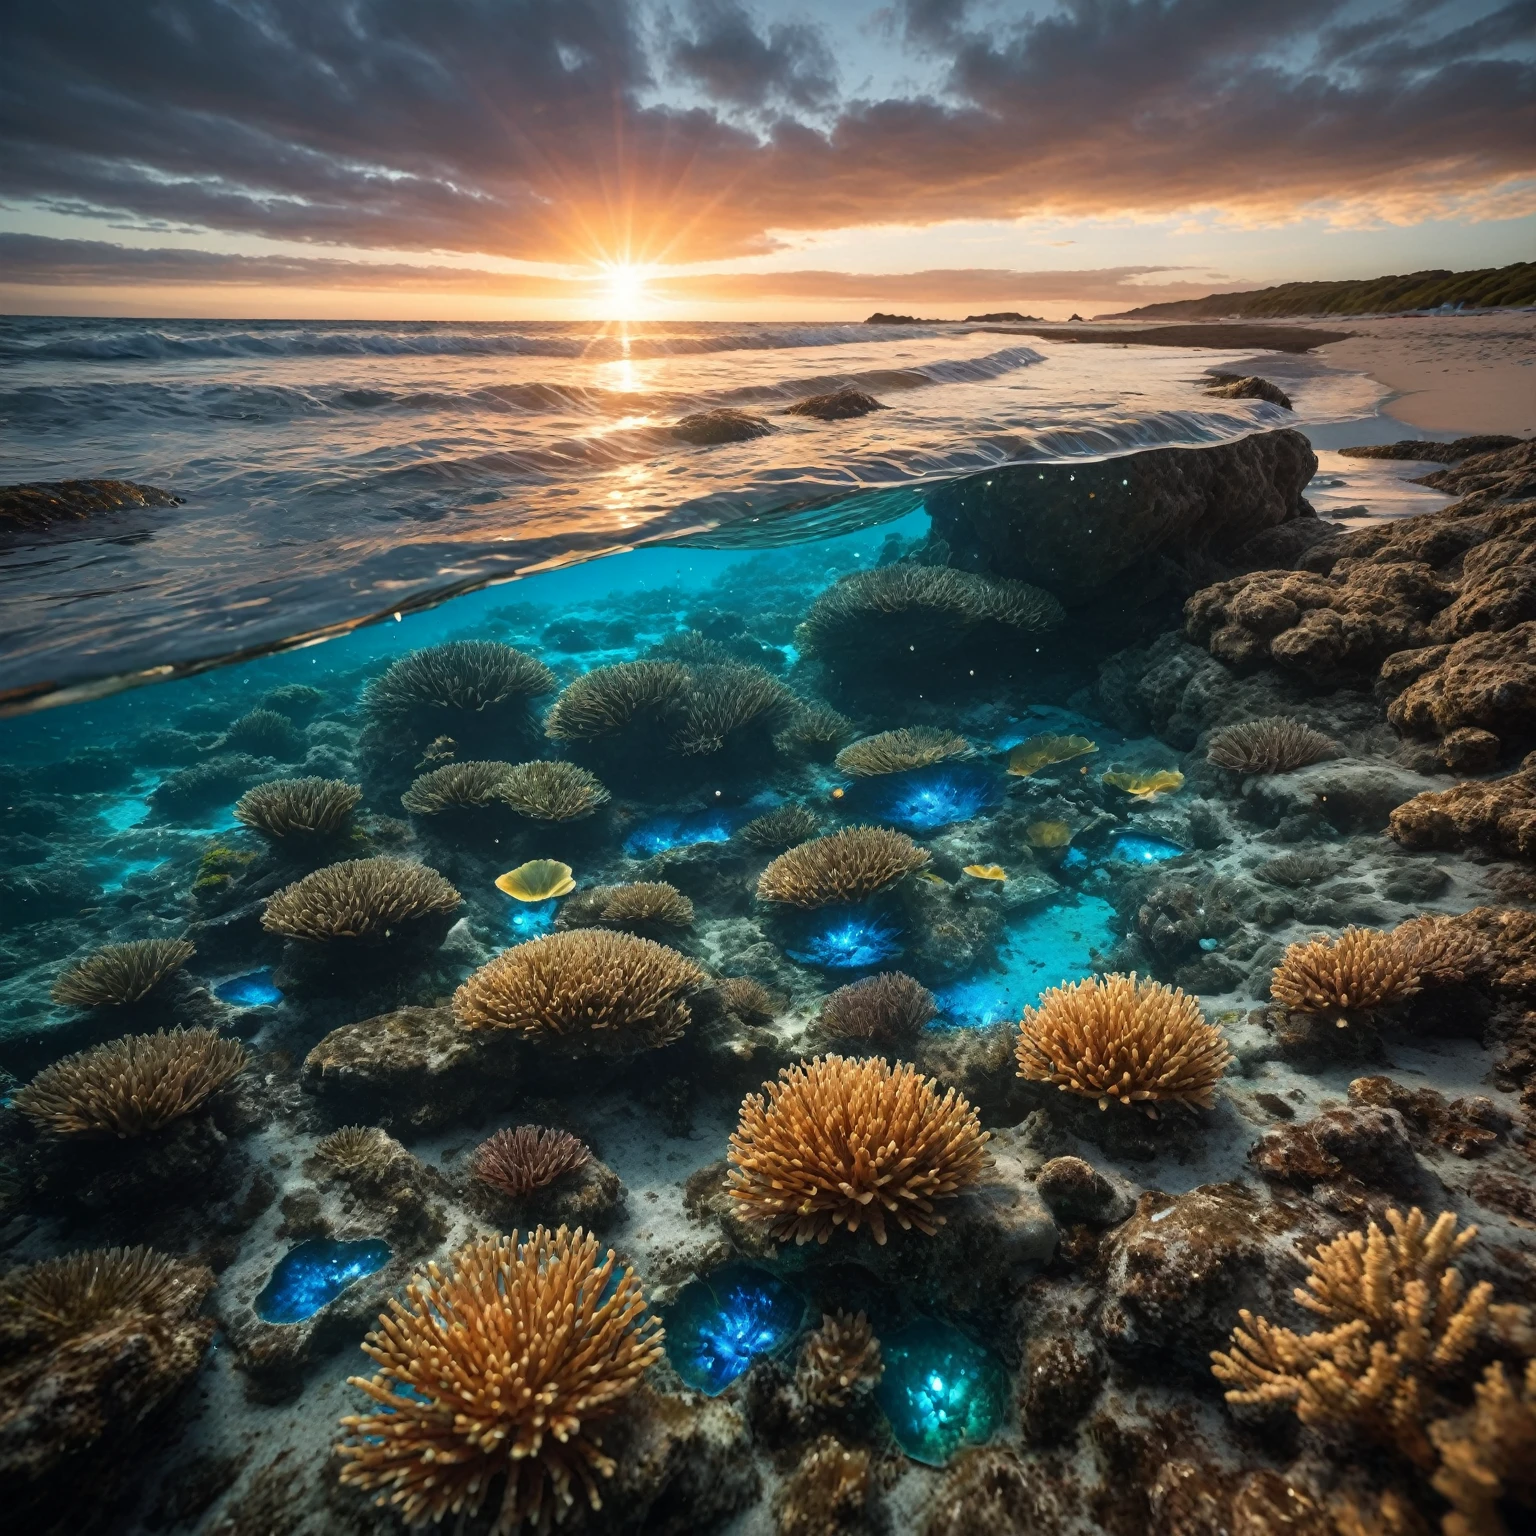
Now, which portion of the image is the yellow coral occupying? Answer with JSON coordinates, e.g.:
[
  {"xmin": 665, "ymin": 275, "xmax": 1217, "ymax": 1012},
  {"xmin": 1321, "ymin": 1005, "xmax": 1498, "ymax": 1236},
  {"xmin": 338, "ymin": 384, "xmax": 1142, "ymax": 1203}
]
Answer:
[
  {"xmin": 495, "ymin": 859, "xmax": 576, "ymax": 901},
  {"xmin": 835, "ymin": 728, "xmax": 972, "ymax": 778},
  {"xmin": 1431, "ymin": 1358, "xmax": 1536, "ymax": 1536},
  {"xmin": 1024, "ymin": 820, "xmax": 1073, "ymax": 848},
  {"xmin": 1270, "ymin": 926, "xmax": 1420, "ymax": 1024},
  {"xmin": 1007, "ymin": 734, "xmax": 1097, "ymax": 777},
  {"xmin": 963, "ymin": 864, "xmax": 1006, "ymax": 881},
  {"xmin": 1102, "ymin": 769, "xmax": 1184, "ymax": 800}
]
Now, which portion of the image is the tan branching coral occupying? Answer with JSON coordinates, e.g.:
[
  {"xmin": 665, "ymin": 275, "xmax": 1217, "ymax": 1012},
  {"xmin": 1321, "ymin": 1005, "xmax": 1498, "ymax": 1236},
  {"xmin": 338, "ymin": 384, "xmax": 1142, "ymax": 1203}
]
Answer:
[
  {"xmin": 1390, "ymin": 915, "xmax": 1490, "ymax": 987},
  {"xmin": 773, "ymin": 703, "xmax": 854, "ymax": 760},
  {"xmin": 1271, "ymin": 927, "xmax": 1420, "ymax": 1023},
  {"xmin": 14, "ymin": 1028, "xmax": 249, "ymax": 1137},
  {"xmin": 776, "ymin": 1437, "xmax": 872, "ymax": 1536},
  {"xmin": 367, "ymin": 641, "xmax": 555, "ymax": 720},
  {"xmin": 1211, "ymin": 1208, "xmax": 1493, "ymax": 1469},
  {"xmin": 471, "ymin": 1126, "xmax": 592, "ymax": 1199},
  {"xmin": 726, "ymin": 1055, "xmax": 990, "ymax": 1245},
  {"xmin": 1206, "ymin": 717, "xmax": 1340, "ymax": 775},
  {"xmin": 400, "ymin": 760, "xmax": 515, "ymax": 814},
  {"xmin": 1016, "ymin": 972, "xmax": 1232, "ymax": 1112},
  {"xmin": 336, "ymin": 1228, "xmax": 663, "ymax": 1536},
  {"xmin": 50, "ymin": 938, "xmax": 195, "ymax": 1008},
  {"xmin": 236, "ymin": 776, "xmax": 362, "ymax": 840},
  {"xmin": 452, "ymin": 930, "xmax": 707, "ymax": 1053},
  {"xmin": 262, "ymin": 857, "xmax": 461, "ymax": 943},
  {"xmin": 835, "ymin": 728, "xmax": 972, "ymax": 778},
  {"xmin": 556, "ymin": 882, "xmax": 693, "ymax": 932},
  {"xmin": 757, "ymin": 825, "xmax": 929, "ymax": 908},
  {"xmin": 544, "ymin": 661, "xmax": 688, "ymax": 742},
  {"xmin": 820, "ymin": 972, "xmax": 936, "ymax": 1043},
  {"xmin": 1431, "ymin": 1358, "xmax": 1536, "ymax": 1536},
  {"xmin": 497, "ymin": 760, "xmax": 610, "ymax": 821},
  {"xmin": 740, "ymin": 804, "xmax": 823, "ymax": 850},
  {"xmin": 716, "ymin": 976, "xmax": 781, "ymax": 1023},
  {"xmin": 796, "ymin": 1311, "xmax": 884, "ymax": 1407},
  {"xmin": 671, "ymin": 663, "xmax": 796, "ymax": 755}
]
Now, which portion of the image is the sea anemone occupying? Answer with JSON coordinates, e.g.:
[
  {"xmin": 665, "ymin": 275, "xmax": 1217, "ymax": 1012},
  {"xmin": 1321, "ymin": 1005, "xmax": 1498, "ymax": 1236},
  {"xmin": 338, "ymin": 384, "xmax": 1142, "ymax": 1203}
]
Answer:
[
  {"xmin": 471, "ymin": 1126, "xmax": 592, "ymax": 1199},
  {"xmin": 14, "ymin": 1027, "xmax": 249, "ymax": 1137},
  {"xmin": 495, "ymin": 859, "xmax": 576, "ymax": 901},
  {"xmin": 366, "ymin": 641, "xmax": 556, "ymax": 723},
  {"xmin": 236, "ymin": 777, "xmax": 362, "ymax": 840},
  {"xmin": 497, "ymin": 760, "xmax": 611, "ymax": 821},
  {"xmin": 1006, "ymin": 734, "xmax": 1098, "ymax": 777},
  {"xmin": 544, "ymin": 661, "xmax": 689, "ymax": 743},
  {"xmin": 773, "ymin": 703, "xmax": 854, "ymax": 761},
  {"xmin": 820, "ymin": 972, "xmax": 936, "ymax": 1043},
  {"xmin": 50, "ymin": 938, "xmax": 195, "ymax": 1008},
  {"xmin": 556, "ymin": 882, "xmax": 693, "ymax": 932},
  {"xmin": 315, "ymin": 1125, "xmax": 394, "ymax": 1173},
  {"xmin": 1269, "ymin": 926, "xmax": 1419, "ymax": 1023},
  {"xmin": 1102, "ymin": 769, "xmax": 1184, "ymax": 800},
  {"xmin": 453, "ymin": 930, "xmax": 707, "ymax": 1053},
  {"xmin": 716, "ymin": 976, "xmax": 781, "ymax": 1024},
  {"xmin": 795, "ymin": 1311, "xmax": 884, "ymax": 1408},
  {"xmin": 262, "ymin": 857, "xmax": 461, "ymax": 944},
  {"xmin": 739, "ymin": 804, "xmax": 822, "ymax": 850},
  {"xmin": 1206, "ymin": 717, "xmax": 1339, "ymax": 775},
  {"xmin": 1258, "ymin": 853, "xmax": 1336, "ymax": 887},
  {"xmin": 726, "ymin": 1054, "xmax": 990, "ymax": 1245},
  {"xmin": 835, "ymin": 728, "xmax": 972, "ymax": 778},
  {"xmin": 1016, "ymin": 972, "xmax": 1232, "ymax": 1112},
  {"xmin": 400, "ymin": 760, "xmax": 515, "ymax": 814},
  {"xmin": 220, "ymin": 707, "xmax": 305, "ymax": 760},
  {"xmin": 671, "ymin": 663, "xmax": 797, "ymax": 756},
  {"xmin": 757, "ymin": 825, "xmax": 929, "ymax": 909},
  {"xmin": 336, "ymin": 1228, "xmax": 663, "ymax": 1535}
]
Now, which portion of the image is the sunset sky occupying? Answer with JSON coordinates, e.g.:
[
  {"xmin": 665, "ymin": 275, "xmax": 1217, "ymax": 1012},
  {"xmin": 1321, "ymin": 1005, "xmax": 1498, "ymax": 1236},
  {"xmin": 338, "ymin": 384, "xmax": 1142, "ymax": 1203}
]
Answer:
[{"xmin": 1, "ymin": 0, "xmax": 1532, "ymax": 320}]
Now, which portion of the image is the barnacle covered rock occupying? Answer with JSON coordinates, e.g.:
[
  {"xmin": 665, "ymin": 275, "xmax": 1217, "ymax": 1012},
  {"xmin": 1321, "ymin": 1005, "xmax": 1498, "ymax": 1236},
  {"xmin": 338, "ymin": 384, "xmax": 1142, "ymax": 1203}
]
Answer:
[
  {"xmin": 497, "ymin": 759, "xmax": 610, "ymax": 820},
  {"xmin": 757, "ymin": 825, "xmax": 929, "ymax": 908},
  {"xmin": 400, "ymin": 760, "xmax": 516, "ymax": 814},
  {"xmin": 1205, "ymin": 717, "xmax": 1338, "ymax": 775},
  {"xmin": 556, "ymin": 882, "xmax": 693, "ymax": 932},
  {"xmin": 726, "ymin": 1054, "xmax": 989, "ymax": 1244},
  {"xmin": 819, "ymin": 971, "xmax": 936, "ymax": 1043},
  {"xmin": 835, "ymin": 728, "xmax": 972, "ymax": 778},
  {"xmin": 336, "ymin": 1228, "xmax": 663, "ymax": 1535},
  {"xmin": 739, "ymin": 804, "xmax": 822, "ymax": 850},
  {"xmin": 235, "ymin": 776, "xmax": 362, "ymax": 840},
  {"xmin": 1270, "ymin": 926, "xmax": 1419, "ymax": 1023},
  {"xmin": 1016, "ymin": 973, "xmax": 1232, "ymax": 1112},
  {"xmin": 50, "ymin": 938, "xmax": 195, "ymax": 1008},
  {"xmin": 1389, "ymin": 757, "xmax": 1536, "ymax": 861},
  {"xmin": 262, "ymin": 857, "xmax": 461, "ymax": 945},
  {"xmin": 453, "ymin": 930, "xmax": 707, "ymax": 1053}
]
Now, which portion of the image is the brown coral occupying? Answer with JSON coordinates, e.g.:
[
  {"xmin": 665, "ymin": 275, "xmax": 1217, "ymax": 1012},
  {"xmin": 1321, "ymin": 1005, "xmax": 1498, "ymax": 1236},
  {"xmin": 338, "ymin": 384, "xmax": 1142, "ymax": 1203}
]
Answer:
[
  {"xmin": 1391, "ymin": 915, "xmax": 1490, "ymax": 987},
  {"xmin": 50, "ymin": 938, "xmax": 195, "ymax": 1008},
  {"xmin": 775, "ymin": 1437, "xmax": 872, "ymax": 1536},
  {"xmin": 336, "ymin": 1227, "xmax": 663, "ymax": 1536},
  {"xmin": 1206, "ymin": 717, "xmax": 1339, "ymax": 775},
  {"xmin": 497, "ymin": 759, "xmax": 611, "ymax": 821},
  {"xmin": 452, "ymin": 930, "xmax": 707, "ymax": 1053},
  {"xmin": 366, "ymin": 640, "xmax": 556, "ymax": 720},
  {"xmin": 773, "ymin": 703, "xmax": 854, "ymax": 760},
  {"xmin": 400, "ymin": 760, "xmax": 515, "ymax": 814},
  {"xmin": 543, "ymin": 661, "xmax": 688, "ymax": 742},
  {"xmin": 1389, "ymin": 759, "xmax": 1536, "ymax": 861},
  {"xmin": 820, "ymin": 972, "xmax": 936, "ymax": 1043},
  {"xmin": 671, "ymin": 663, "xmax": 796, "ymax": 755},
  {"xmin": 1270, "ymin": 927, "xmax": 1420, "ymax": 1023},
  {"xmin": 261, "ymin": 857, "xmax": 461, "ymax": 943},
  {"xmin": 1016, "ymin": 973, "xmax": 1232, "ymax": 1112},
  {"xmin": 835, "ymin": 728, "xmax": 972, "ymax": 778},
  {"xmin": 726, "ymin": 1054, "xmax": 990, "ymax": 1245},
  {"xmin": 1430, "ymin": 1358, "xmax": 1536, "ymax": 1536},
  {"xmin": 556, "ymin": 882, "xmax": 694, "ymax": 932},
  {"xmin": 716, "ymin": 976, "xmax": 781, "ymax": 1023},
  {"xmin": 1211, "ymin": 1208, "xmax": 1493, "ymax": 1469},
  {"xmin": 315, "ymin": 1125, "xmax": 394, "ymax": 1173},
  {"xmin": 471, "ymin": 1126, "xmax": 592, "ymax": 1199},
  {"xmin": 236, "ymin": 776, "xmax": 362, "ymax": 840},
  {"xmin": 739, "ymin": 804, "xmax": 822, "ymax": 850},
  {"xmin": 14, "ymin": 1028, "xmax": 249, "ymax": 1137},
  {"xmin": 221, "ymin": 707, "xmax": 305, "ymax": 759},
  {"xmin": 756, "ymin": 825, "xmax": 929, "ymax": 908},
  {"xmin": 795, "ymin": 1311, "xmax": 884, "ymax": 1408}
]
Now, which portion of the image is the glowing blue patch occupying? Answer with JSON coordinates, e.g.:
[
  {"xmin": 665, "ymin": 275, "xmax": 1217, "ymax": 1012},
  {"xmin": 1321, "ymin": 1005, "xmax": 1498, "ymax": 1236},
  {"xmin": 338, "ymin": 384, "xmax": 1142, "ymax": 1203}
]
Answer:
[
  {"xmin": 1060, "ymin": 847, "xmax": 1090, "ymax": 870},
  {"xmin": 507, "ymin": 898, "xmax": 559, "ymax": 939},
  {"xmin": 843, "ymin": 765, "xmax": 1001, "ymax": 833},
  {"xmin": 1199, "ymin": 937, "xmax": 1221, "ymax": 952},
  {"xmin": 255, "ymin": 1238, "xmax": 391, "ymax": 1324},
  {"xmin": 665, "ymin": 1264, "xmax": 805, "ymax": 1396},
  {"xmin": 215, "ymin": 969, "xmax": 283, "ymax": 1007},
  {"xmin": 785, "ymin": 911, "xmax": 904, "ymax": 971},
  {"xmin": 1107, "ymin": 832, "xmax": 1184, "ymax": 864},
  {"xmin": 100, "ymin": 798, "xmax": 153, "ymax": 833},
  {"xmin": 875, "ymin": 1318, "xmax": 1008, "ymax": 1465},
  {"xmin": 624, "ymin": 812, "xmax": 736, "ymax": 858}
]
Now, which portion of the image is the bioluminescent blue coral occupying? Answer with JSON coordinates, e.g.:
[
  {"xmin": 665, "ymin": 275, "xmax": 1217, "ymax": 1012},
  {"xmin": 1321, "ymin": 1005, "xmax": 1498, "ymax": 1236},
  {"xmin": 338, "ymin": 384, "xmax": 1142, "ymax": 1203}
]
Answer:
[
  {"xmin": 623, "ymin": 811, "xmax": 736, "ymax": 858},
  {"xmin": 214, "ymin": 969, "xmax": 283, "ymax": 1007},
  {"xmin": 1060, "ymin": 846, "xmax": 1090, "ymax": 870},
  {"xmin": 1107, "ymin": 831, "xmax": 1184, "ymax": 864},
  {"xmin": 506, "ymin": 896, "xmax": 559, "ymax": 939},
  {"xmin": 665, "ymin": 1263, "xmax": 804, "ymax": 1396},
  {"xmin": 844, "ymin": 765, "xmax": 1001, "ymax": 833},
  {"xmin": 875, "ymin": 1318, "xmax": 1007, "ymax": 1465},
  {"xmin": 785, "ymin": 910, "xmax": 904, "ymax": 970},
  {"xmin": 255, "ymin": 1238, "xmax": 391, "ymax": 1324}
]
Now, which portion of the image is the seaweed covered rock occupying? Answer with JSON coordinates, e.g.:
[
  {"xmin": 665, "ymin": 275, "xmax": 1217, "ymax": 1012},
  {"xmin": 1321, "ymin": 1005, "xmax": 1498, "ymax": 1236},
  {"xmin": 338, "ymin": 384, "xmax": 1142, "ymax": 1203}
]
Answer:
[
  {"xmin": 0, "ymin": 478, "xmax": 182, "ymax": 531},
  {"xmin": 1203, "ymin": 374, "xmax": 1292, "ymax": 409}
]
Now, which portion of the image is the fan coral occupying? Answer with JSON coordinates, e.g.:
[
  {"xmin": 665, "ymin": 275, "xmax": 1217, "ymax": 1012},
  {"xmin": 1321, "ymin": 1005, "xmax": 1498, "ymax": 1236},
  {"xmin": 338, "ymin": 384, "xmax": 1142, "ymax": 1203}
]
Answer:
[
  {"xmin": 262, "ymin": 857, "xmax": 461, "ymax": 943},
  {"xmin": 1391, "ymin": 915, "xmax": 1490, "ymax": 986},
  {"xmin": 544, "ymin": 661, "xmax": 688, "ymax": 742},
  {"xmin": 1016, "ymin": 973, "xmax": 1232, "ymax": 1112},
  {"xmin": 495, "ymin": 859, "xmax": 576, "ymax": 901},
  {"xmin": 1206, "ymin": 717, "xmax": 1339, "ymax": 775},
  {"xmin": 835, "ymin": 728, "xmax": 972, "ymax": 778},
  {"xmin": 1024, "ymin": 820, "xmax": 1072, "ymax": 848},
  {"xmin": 367, "ymin": 641, "xmax": 556, "ymax": 721},
  {"xmin": 14, "ymin": 1028, "xmax": 249, "ymax": 1136},
  {"xmin": 236, "ymin": 776, "xmax": 362, "ymax": 840},
  {"xmin": 497, "ymin": 760, "xmax": 611, "ymax": 821},
  {"xmin": 1211, "ymin": 1208, "xmax": 1493, "ymax": 1468},
  {"xmin": 716, "ymin": 976, "xmax": 781, "ymax": 1023},
  {"xmin": 316, "ymin": 1125, "xmax": 393, "ymax": 1173},
  {"xmin": 1270, "ymin": 927, "xmax": 1420, "ymax": 1023},
  {"xmin": 820, "ymin": 972, "xmax": 936, "ymax": 1043},
  {"xmin": 774, "ymin": 703, "xmax": 854, "ymax": 760},
  {"xmin": 796, "ymin": 1311, "xmax": 884, "ymax": 1408},
  {"xmin": 453, "ymin": 930, "xmax": 707, "ymax": 1053},
  {"xmin": 221, "ymin": 707, "xmax": 305, "ymax": 759},
  {"xmin": 336, "ymin": 1228, "xmax": 663, "ymax": 1535},
  {"xmin": 757, "ymin": 825, "xmax": 929, "ymax": 908},
  {"xmin": 557, "ymin": 882, "xmax": 693, "ymax": 931},
  {"xmin": 1431, "ymin": 1358, "xmax": 1536, "ymax": 1536},
  {"xmin": 726, "ymin": 1055, "xmax": 990, "ymax": 1245},
  {"xmin": 671, "ymin": 663, "xmax": 797, "ymax": 755},
  {"xmin": 1259, "ymin": 853, "xmax": 1336, "ymax": 887},
  {"xmin": 471, "ymin": 1126, "xmax": 592, "ymax": 1199},
  {"xmin": 1102, "ymin": 769, "xmax": 1185, "ymax": 800},
  {"xmin": 50, "ymin": 938, "xmax": 195, "ymax": 1008},
  {"xmin": 739, "ymin": 804, "xmax": 822, "ymax": 850},
  {"xmin": 1007, "ymin": 734, "xmax": 1098, "ymax": 777},
  {"xmin": 400, "ymin": 760, "xmax": 515, "ymax": 814},
  {"xmin": 963, "ymin": 864, "xmax": 1006, "ymax": 881}
]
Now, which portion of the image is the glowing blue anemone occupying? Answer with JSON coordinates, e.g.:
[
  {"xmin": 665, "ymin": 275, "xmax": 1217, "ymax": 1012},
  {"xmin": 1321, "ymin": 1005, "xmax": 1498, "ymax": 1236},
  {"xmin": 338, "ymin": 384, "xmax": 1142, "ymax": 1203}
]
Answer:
[
  {"xmin": 875, "ymin": 1318, "xmax": 1007, "ymax": 1465},
  {"xmin": 214, "ymin": 969, "xmax": 282, "ymax": 1007},
  {"xmin": 507, "ymin": 897, "xmax": 559, "ymax": 939},
  {"xmin": 624, "ymin": 811, "xmax": 737, "ymax": 858},
  {"xmin": 843, "ymin": 765, "xmax": 1001, "ymax": 834},
  {"xmin": 785, "ymin": 909, "xmax": 904, "ymax": 970},
  {"xmin": 665, "ymin": 1264, "xmax": 805, "ymax": 1395},
  {"xmin": 255, "ymin": 1238, "xmax": 391, "ymax": 1324},
  {"xmin": 1107, "ymin": 832, "xmax": 1184, "ymax": 864}
]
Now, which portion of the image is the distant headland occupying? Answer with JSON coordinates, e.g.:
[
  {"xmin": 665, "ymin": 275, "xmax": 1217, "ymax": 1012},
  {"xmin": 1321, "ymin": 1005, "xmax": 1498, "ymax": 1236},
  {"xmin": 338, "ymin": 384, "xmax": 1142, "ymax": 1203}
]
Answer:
[{"xmin": 866, "ymin": 311, "xmax": 1045, "ymax": 324}]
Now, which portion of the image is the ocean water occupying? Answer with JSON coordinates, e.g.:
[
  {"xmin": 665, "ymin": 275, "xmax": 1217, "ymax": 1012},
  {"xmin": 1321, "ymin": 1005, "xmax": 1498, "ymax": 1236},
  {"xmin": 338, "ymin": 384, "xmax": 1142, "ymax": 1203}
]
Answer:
[{"xmin": 1, "ymin": 316, "xmax": 1504, "ymax": 1534}]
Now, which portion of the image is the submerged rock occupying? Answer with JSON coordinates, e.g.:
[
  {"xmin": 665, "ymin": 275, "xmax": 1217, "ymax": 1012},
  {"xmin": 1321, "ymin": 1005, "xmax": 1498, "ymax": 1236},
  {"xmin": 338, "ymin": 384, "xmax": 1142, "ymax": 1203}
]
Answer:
[
  {"xmin": 672, "ymin": 408, "xmax": 773, "ymax": 445},
  {"xmin": 785, "ymin": 386, "xmax": 885, "ymax": 421},
  {"xmin": 1250, "ymin": 1105, "xmax": 1424, "ymax": 1205},
  {"xmin": 1203, "ymin": 374, "xmax": 1292, "ymax": 410},
  {"xmin": 1034, "ymin": 1155, "xmax": 1135, "ymax": 1226},
  {"xmin": 0, "ymin": 478, "xmax": 182, "ymax": 532},
  {"xmin": 1242, "ymin": 756, "xmax": 1434, "ymax": 834}
]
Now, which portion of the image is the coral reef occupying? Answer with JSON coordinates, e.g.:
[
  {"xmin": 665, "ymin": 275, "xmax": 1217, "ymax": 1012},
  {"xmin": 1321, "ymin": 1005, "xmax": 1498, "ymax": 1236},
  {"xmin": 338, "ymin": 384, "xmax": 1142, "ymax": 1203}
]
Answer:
[
  {"xmin": 773, "ymin": 702, "xmax": 854, "ymax": 759},
  {"xmin": 1389, "ymin": 756, "xmax": 1536, "ymax": 860},
  {"xmin": 819, "ymin": 970, "xmax": 936, "ymax": 1043},
  {"xmin": 756, "ymin": 825, "xmax": 929, "ymax": 908},
  {"xmin": 399, "ymin": 759, "xmax": 515, "ymax": 814},
  {"xmin": 835, "ymin": 727, "xmax": 972, "ymax": 777},
  {"xmin": 366, "ymin": 640, "xmax": 556, "ymax": 725},
  {"xmin": 726, "ymin": 1054, "xmax": 990, "ymax": 1244},
  {"xmin": 1206, "ymin": 716, "xmax": 1339, "ymax": 775},
  {"xmin": 50, "ymin": 937, "xmax": 195, "ymax": 1008},
  {"xmin": 497, "ymin": 759, "xmax": 610, "ymax": 820},
  {"xmin": 1016, "ymin": 973, "xmax": 1233, "ymax": 1112},
  {"xmin": 1430, "ymin": 1358, "xmax": 1536, "ymax": 1536},
  {"xmin": 1270, "ymin": 926, "xmax": 1419, "ymax": 1025},
  {"xmin": 336, "ymin": 1228, "xmax": 663, "ymax": 1534},
  {"xmin": 261, "ymin": 857, "xmax": 461, "ymax": 944},
  {"xmin": 452, "ymin": 930, "xmax": 707, "ymax": 1052},
  {"xmin": 221, "ymin": 708, "xmax": 305, "ymax": 759},
  {"xmin": 795, "ymin": 1310, "xmax": 884, "ymax": 1408},
  {"xmin": 738, "ymin": 804, "xmax": 822, "ymax": 850},
  {"xmin": 14, "ymin": 1028, "xmax": 248, "ymax": 1136},
  {"xmin": 234, "ymin": 777, "xmax": 361, "ymax": 841},
  {"xmin": 471, "ymin": 1126, "xmax": 592, "ymax": 1198},
  {"xmin": 544, "ymin": 661, "xmax": 688, "ymax": 743},
  {"xmin": 556, "ymin": 881, "xmax": 694, "ymax": 932}
]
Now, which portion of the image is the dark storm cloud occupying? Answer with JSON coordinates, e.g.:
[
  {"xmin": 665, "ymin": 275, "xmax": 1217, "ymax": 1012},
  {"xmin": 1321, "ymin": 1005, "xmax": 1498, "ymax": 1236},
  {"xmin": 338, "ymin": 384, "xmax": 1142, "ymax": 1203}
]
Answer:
[{"xmin": 1, "ymin": 0, "xmax": 1532, "ymax": 269}]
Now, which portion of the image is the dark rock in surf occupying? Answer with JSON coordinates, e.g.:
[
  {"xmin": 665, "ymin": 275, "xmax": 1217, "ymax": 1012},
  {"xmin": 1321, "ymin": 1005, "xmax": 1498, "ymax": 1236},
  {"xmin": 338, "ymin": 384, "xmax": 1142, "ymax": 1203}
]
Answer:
[
  {"xmin": 0, "ymin": 478, "xmax": 182, "ymax": 531},
  {"xmin": 672, "ymin": 409, "xmax": 774, "ymax": 446},
  {"xmin": 785, "ymin": 386, "xmax": 885, "ymax": 421},
  {"xmin": 1203, "ymin": 374, "xmax": 1293, "ymax": 410},
  {"xmin": 1339, "ymin": 435, "xmax": 1521, "ymax": 464}
]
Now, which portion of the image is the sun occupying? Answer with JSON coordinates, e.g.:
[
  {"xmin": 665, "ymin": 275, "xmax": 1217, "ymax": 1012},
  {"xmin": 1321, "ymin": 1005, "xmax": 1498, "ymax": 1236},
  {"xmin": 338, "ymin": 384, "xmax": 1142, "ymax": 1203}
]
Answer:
[{"xmin": 596, "ymin": 262, "xmax": 652, "ymax": 320}]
